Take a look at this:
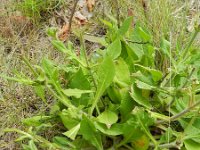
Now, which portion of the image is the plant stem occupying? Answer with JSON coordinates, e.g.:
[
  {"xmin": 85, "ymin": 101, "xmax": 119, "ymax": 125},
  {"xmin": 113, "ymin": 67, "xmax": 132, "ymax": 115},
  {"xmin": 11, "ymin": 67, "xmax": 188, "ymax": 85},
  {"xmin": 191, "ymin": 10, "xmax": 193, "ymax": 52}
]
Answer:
[
  {"xmin": 115, "ymin": 0, "xmax": 120, "ymax": 28},
  {"xmin": 21, "ymin": 55, "xmax": 38, "ymax": 77},
  {"xmin": 138, "ymin": 116, "xmax": 158, "ymax": 148},
  {"xmin": 182, "ymin": 29, "xmax": 199, "ymax": 60},
  {"xmin": 79, "ymin": 33, "xmax": 97, "ymax": 89},
  {"xmin": 68, "ymin": 0, "xmax": 79, "ymax": 40},
  {"xmin": 157, "ymin": 98, "xmax": 200, "ymax": 124},
  {"xmin": 158, "ymin": 141, "xmax": 180, "ymax": 149},
  {"xmin": 166, "ymin": 68, "xmax": 195, "ymax": 108}
]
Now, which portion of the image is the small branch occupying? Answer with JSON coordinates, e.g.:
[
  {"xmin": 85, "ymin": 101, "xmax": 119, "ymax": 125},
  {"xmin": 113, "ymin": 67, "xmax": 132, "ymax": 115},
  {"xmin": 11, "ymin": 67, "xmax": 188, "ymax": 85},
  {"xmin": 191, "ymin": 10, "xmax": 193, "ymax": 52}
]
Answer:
[
  {"xmin": 158, "ymin": 141, "xmax": 181, "ymax": 149},
  {"xmin": 157, "ymin": 98, "xmax": 200, "ymax": 124},
  {"xmin": 68, "ymin": 0, "xmax": 79, "ymax": 39}
]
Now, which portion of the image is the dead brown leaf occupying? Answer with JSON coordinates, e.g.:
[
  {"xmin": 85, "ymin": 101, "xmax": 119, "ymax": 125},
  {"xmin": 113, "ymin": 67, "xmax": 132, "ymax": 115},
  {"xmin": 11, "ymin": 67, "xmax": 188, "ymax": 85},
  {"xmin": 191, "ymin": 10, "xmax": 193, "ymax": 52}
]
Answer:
[
  {"xmin": 58, "ymin": 24, "xmax": 69, "ymax": 42},
  {"xmin": 74, "ymin": 11, "xmax": 87, "ymax": 25},
  {"xmin": 86, "ymin": 0, "xmax": 95, "ymax": 12}
]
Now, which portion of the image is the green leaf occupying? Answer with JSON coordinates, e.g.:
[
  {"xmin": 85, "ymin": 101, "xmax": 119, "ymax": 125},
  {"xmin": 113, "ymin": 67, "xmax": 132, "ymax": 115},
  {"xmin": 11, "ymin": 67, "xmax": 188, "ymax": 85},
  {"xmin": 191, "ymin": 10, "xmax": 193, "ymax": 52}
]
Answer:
[
  {"xmin": 149, "ymin": 69, "xmax": 163, "ymax": 82},
  {"xmin": 62, "ymin": 88, "xmax": 93, "ymax": 98},
  {"xmin": 90, "ymin": 56, "xmax": 115, "ymax": 115},
  {"xmin": 22, "ymin": 116, "xmax": 51, "ymax": 126},
  {"xmin": 107, "ymin": 86, "xmax": 121, "ymax": 104},
  {"xmin": 53, "ymin": 136, "xmax": 75, "ymax": 149},
  {"xmin": 97, "ymin": 110, "xmax": 118, "ymax": 128},
  {"xmin": 94, "ymin": 122, "xmax": 123, "ymax": 136},
  {"xmin": 115, "ymin": 58, "xmax": 131, "ymax": 85},
  {"xmin": 135, "ymin": 64, "xmax": 163, "ymax": 82},
  {"xmin": 118, "ymin": 17, "xmax": 133, "ymax": 36},
  {"xmin": 51, "ymin": 40, "xmax": 86, "ymax": 66},
  {"xmin": 28, "ymin": 140, "xmax": 38, "ymax": 150},
  {"xmin": 83, "ymin": 34, "xmax": 107, "ymax": 46},
  {"xmin": 69, "ymin": 69, "xmax": 90, "ymax": 90},
  {"xmin": 80, "ymin": 117, "xmax": 103, "ymax": 150},
  {"xmin": 51, "ymin": 40, "xmax": 68, "ymax": 53},
  {"xmin": 135, "ymin": 80, "xmax": 156, "ymax": 90},
  {"xmin": 106, "ymin": 39, "xmax": 121, "ymax": 59},
  {"xmin": 120, "ymin": 88, "xmax": 135, "ymax": 121},
  {"xmin": 130, "ymin": 84, "xmax": 151, "ymax": 109},
  {"xmin": 138, "ymin": 27, "xmax": 151, "ymax": 42},
  {"xmin": 34, "ymin": 85, "xmax": 46, "ymax": 103},
  {"xmin": 160, "ymin": 38, "xmax": 171, "ymax": 57},
  {"xmin": 63, "ymin": 123, "xmax": 80, "ymax": 140},
  {"xmin": 59, "ymin": 109, "xmax": 80, "ymax": 129},
  {"xmin": 46, "ymin": 27, "xmax": 57, "ymax": 39},
  {"xmin": 184, "ymin": 139, "xmax": 200, "ymax": 150}
]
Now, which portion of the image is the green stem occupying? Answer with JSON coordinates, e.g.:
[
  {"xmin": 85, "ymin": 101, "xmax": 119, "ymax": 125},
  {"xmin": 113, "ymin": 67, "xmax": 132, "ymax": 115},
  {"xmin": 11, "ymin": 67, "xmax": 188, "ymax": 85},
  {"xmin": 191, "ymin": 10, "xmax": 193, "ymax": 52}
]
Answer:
[
  {"xmin": 182, "ymin": 29, "xmax": 199, "ymax": 60},
  {"xmin": 21, "ymin": 55, "xmax": 38, "ymax": 77},
  {"xmin": 166, "ymin": 68, "xmax": 195, "ymax": 108},
  {"xmin": 157, "ymin": 98, "xmax": 200, "ymax": 124},
  {"xmin": 80, "ymin": 33, "xmax": 97, "ymax": 90},
  {"xmin": 138, "ymin": 117, "xmax": 158, "ymax": 148}
]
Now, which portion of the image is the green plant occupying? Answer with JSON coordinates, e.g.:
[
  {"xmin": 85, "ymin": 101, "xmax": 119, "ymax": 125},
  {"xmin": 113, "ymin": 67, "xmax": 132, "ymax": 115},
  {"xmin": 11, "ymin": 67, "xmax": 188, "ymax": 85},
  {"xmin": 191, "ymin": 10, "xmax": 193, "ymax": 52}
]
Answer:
[
  {"xmin": 1, "ymin": 17, "xmax": 200, "ymax": 150},
  {"xmin": 16, "ymin": 0, "xmax": 64, "ymax": 22}
]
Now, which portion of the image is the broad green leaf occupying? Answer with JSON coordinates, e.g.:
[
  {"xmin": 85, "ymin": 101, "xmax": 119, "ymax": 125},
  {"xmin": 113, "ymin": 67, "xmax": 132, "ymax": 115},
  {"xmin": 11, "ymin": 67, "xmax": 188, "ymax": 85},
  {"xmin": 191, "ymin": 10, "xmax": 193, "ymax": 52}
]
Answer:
[
  {"xmin": 184, "ymin": 139, "xmax": 200, "ymax": 150},
  {"xmin": 94, "ymin": 122, "xmax": 123, "ymax": 136},
  {"xmin": 22, "ymin": 116, "xmax": 51, "ymax": 126},
  {"xmin": 115, "ymin": 58, "xmax": 131, "ymax": 85},
  {"xmin": 59, "ymin": 108, "xmax": 81, "ymax": 130},
  {"xmin": 107, "ymin": 86, "xmax": 121, "ymax": 104},
  {"xmin": 135, "ymin": 64, "xmax": 163, "ymax": 82},
  {"xmin": 120, "ymin": 122, "xmax": 144, "ymax": 146},
  {"xmin": 97, "ymin": 110, "xmax": 118, "ymax": 128},
  {"xmin": 106, "ymin": 39, "xmax": 121, "ymax": 59},
  {"xmin": 80, "ymin": 117, "xmax": 103, "ymax": 150},
  {"xmin": 120, "ymin": 88, "xmax": 135, "ymax": 121},
  {"xmin": 160, "ymin": 38, "xmax": 170, "ymax": 58},
  {"xmin": 123, "ymin": 42, "xmax": 139, "ymax": 61},
  {"xmin": 138, "ymin": 27, "xmax": 151, "ymax": 41},
  {"xmin": 83, "ymin": 34, "xmax": 107, "ymax": 46},
  {"xmin": 62, "ymin": 88, "xmax": 93, "ymax": 98},
  {"xmin": 130, "ymin": 84, "xmax": 151, "ymax": 109},
  {"xmin": 63, "ymin": 123, "xmax": 80, "ymax": 140},
  {"xmin": 90, "ymin": 56, "xmax": 115, "ymax": 115},
  {"xmin": 118, "ymin": 17, "xmax": 133, "ymax": 36},
  {"xmin": 69, "ymin": 69, "xmax": 90, "ymax": 90},
  {"xmin": 28, "ymin": 140, "xmax": 38, "ymax": 150},
  {"xmin": 149, "ymin": 69, "xmax": 163, "ymax": 82},
  {"xmin": 135, "ymin": 80, "xmax": 156, "ymax": 90}
]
